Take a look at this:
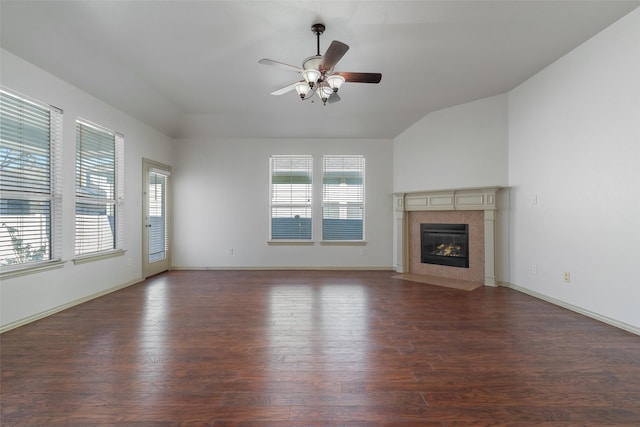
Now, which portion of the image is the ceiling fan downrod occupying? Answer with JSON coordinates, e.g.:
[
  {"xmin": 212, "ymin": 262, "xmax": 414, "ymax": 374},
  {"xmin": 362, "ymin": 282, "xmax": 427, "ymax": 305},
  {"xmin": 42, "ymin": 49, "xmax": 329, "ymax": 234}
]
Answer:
[{"xmin": 311, "ymin": 23, "xmax": 325, "ymax": 56}]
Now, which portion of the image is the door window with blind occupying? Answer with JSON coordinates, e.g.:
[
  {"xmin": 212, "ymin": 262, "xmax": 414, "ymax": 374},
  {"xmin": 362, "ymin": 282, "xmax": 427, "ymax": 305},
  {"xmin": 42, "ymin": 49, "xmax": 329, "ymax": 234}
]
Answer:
[
  {"xmin": 75, "ymin": 120, "xmax": 124, "ymax": 256},
  {"xmin": 0, "ymin": 89, "xmax": 62, "ymax": 269},
  {"xmin": 270, "ymin": 155, "xmax": 313, "ymax": 240},
  {"xmin": 322, "ymin": 155, "xmax": 365, "ymax": 241},
  {"xmin": 148, "ymin": 168, "xmax": 168, "ymax": 263}
]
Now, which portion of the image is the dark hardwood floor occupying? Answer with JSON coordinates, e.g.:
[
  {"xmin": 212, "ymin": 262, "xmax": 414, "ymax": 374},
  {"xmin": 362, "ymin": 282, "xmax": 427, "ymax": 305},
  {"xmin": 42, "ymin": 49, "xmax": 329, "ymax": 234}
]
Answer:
[{"xmin": 2, "ymin": 270, "xmax": 640, "ymax": 426}]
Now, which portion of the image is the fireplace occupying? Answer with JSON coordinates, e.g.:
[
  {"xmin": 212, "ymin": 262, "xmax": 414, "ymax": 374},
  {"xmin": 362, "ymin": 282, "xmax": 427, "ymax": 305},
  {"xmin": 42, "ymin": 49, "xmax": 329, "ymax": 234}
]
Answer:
[
  {"xmin": 420, "ymin": 223, "xmax": 469, "ymax": 268},
  {"xmin": 394, "ymin": 187, "xmax": 501, "ymax": 285}
]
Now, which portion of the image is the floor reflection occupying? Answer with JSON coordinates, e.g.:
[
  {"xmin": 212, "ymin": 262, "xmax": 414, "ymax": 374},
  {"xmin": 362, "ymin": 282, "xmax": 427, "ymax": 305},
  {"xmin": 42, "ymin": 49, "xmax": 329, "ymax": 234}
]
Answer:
[
  {"xmin": 319, "ymin": 285, "xmax": 369, "ymax": 369},
  {"xmin": 136, "ymin": 278, "xmax": 169, "ymax": 391},
  {"xmin": 267, "ymin": 282, "xmax": 370, "ymax": 390}
]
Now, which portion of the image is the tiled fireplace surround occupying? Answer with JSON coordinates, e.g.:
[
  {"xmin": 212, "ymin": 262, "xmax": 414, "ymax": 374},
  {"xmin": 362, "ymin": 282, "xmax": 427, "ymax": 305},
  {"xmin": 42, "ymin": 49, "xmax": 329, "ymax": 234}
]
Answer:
[{"xmin": 393, "ymin": 188, "xmax": 500, "ymax": 286}]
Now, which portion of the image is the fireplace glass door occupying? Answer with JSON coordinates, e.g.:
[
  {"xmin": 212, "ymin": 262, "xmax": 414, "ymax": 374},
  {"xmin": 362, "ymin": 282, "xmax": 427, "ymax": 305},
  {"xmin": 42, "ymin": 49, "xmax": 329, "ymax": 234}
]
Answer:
[{"xmin": 420, "ymin": 223, "xmax": 469, "ymax": 268}]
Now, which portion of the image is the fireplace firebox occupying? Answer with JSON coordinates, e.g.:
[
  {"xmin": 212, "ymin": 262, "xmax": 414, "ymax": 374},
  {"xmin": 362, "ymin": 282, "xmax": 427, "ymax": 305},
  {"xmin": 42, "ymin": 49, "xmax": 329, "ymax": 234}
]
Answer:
[{"xmin": 420, "ymin": 223, "xmax": 469, "ymax": 268}]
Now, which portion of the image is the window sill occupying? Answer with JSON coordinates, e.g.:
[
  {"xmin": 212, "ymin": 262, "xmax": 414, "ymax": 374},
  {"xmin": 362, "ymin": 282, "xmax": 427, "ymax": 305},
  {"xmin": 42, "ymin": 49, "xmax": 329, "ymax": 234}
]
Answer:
[
  {"xmin": 73, "ymin": 249, "xmax": 126, "ymax": 265},
  {"xmin": 320, "ymin": 240, "xmax": 367, "ymax": 246},
  {"xmin": 268, "ymin": 240, "xmax": 314, "ymax": 246},
  {"xmin": 0, "ymin": 259, "xmax": 65, "ymax": 280}
]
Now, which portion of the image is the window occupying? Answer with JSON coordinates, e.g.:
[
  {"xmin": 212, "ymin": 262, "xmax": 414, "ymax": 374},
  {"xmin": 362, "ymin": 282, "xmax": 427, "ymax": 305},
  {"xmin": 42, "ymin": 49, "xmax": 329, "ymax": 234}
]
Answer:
[
  {"xmin": 148, "ymin": 168, "xmax": 169, "ymax": 263},
  {"xmin": 322, "ymin": 155, "xmax": 365, "ymax": 241},
  {"xmin": 0, "ymin": 89, "xmax": 62, "ymax": 269},
  {"xmin": 75, "ymin": 120, "xmax": 124, "ymax": 256},
  {"xmin": 270, "ymin": 155, "xmax": 312, "ymax": 240}
]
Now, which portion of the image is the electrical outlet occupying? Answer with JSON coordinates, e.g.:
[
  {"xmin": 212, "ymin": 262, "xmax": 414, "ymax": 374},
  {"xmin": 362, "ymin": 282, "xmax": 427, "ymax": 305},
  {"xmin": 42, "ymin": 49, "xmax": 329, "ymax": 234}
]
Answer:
[
  {"xmin": 531, "ymin": 194, "xmax": 538, "ymax": 205},
  {"xmin": 532, "ymin": 264, "xmax": 538, "ymax": 274},
  {"xmin": 563, "ymin": 272, "xmax": 571, "ymax": 283},
  {"xmin": 228, "ymin": 248, "xmax": 234, "ymax": 256}
]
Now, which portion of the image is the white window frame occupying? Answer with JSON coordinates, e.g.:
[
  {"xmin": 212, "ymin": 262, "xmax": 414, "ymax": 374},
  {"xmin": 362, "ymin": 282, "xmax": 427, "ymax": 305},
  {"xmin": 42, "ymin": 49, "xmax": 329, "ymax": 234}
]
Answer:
[
  {"xmin": 0, "ymin": 88, "xmax": 63, "ymax": 276},
  {"xmin": 269, "ymin": 155, "xmax": 313, "ymax": 242},
  {"xmin": 321, "ymin": 155, "xmax": 365, "ymax": 242},
  {"xmin": 74, "ymin": 119, "xmax": 124, "ymax": 261}
]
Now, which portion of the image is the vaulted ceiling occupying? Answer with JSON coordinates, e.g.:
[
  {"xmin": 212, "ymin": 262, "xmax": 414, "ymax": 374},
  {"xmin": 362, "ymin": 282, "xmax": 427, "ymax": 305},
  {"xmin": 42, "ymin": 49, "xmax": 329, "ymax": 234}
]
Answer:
[{"xmin": 2, "ymin": 1, "xmax": 638, "ymax": 139}]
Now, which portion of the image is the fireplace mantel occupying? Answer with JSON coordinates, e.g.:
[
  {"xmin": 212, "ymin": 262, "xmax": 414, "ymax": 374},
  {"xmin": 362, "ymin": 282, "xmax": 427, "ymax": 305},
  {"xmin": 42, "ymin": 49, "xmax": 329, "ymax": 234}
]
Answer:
[{"xmin": 393, "ymin": 187, "xmax": 501, "ymax": 286}]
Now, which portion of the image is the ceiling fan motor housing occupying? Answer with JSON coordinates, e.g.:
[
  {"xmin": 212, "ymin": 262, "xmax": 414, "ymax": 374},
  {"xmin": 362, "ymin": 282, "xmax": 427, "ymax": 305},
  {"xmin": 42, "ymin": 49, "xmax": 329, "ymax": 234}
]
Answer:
[{"xmin": 303, "ymin": 56, "xmax": 323, "ymax": 71}]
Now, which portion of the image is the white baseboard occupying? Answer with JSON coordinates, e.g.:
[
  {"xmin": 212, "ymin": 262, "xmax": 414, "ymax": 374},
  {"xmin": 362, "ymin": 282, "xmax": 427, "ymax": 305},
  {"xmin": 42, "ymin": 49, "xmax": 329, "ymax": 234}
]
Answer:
[
  {"xmin": 0, "ymin": 277, "xmax": 144, "ymax": 334},
  {"xmin": 170, "ymin": 266, "xmax": 394, "ymax": 271},
  {"xmin": 500, "ymin": 281, "xmax": 640, "ymax": 336}
]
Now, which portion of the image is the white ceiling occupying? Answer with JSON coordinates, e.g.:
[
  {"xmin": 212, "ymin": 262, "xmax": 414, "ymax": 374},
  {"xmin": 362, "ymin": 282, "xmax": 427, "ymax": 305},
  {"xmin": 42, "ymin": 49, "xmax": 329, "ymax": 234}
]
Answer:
[{"xmin": 1, "ymin": 1, "xmax": 638, "ymax": 139}]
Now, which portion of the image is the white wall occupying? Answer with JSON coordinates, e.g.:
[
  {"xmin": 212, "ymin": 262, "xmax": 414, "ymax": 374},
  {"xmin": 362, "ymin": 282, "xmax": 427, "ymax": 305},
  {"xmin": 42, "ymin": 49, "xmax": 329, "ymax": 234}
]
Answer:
[
  {"xmin": 508, "ymin": 9, "xmax": 640, "ymax": 330},
  {"xmin": 0, "ymin": 49, "xmax": 174, "ymax": 330},
  {"xmin": 393, "ymin": 94, "xmax": 509, "ymax": 193},
  {"xmin": 172, "ymin": 138, "xmax": 394, "ymax": 269}
]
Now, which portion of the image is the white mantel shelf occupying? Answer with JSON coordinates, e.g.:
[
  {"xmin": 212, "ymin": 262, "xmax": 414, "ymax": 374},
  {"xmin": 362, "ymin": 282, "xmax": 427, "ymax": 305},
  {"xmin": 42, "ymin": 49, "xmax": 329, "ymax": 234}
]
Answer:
[
  {"xmin": 393, "ymin": 187, "xmax": 502, "ymax": 286},
  {"xmin": 399, "ymin": 187, "xmax": 500, "ymax": 211}
]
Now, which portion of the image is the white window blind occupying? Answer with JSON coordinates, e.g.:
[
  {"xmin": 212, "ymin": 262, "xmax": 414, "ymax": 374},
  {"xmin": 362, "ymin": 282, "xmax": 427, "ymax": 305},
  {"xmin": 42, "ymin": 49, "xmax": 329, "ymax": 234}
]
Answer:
[
  {"xmin": 270, "ymin": 155, "xmax": 312, "ymax": 240},
  {"xmin": 0, "ymin": 88, "xmax": 63, "ymax": 268},
  {"xmin": 148, "ymin": 169, "xmax": 169, "ymax": 262},
  {"xmin": 322, "ymin": 155, "xmax": 365, "ymax": 241},
  {"xmin": 75, "ymin": 120, "xmax": 124, "ymax": 256}
]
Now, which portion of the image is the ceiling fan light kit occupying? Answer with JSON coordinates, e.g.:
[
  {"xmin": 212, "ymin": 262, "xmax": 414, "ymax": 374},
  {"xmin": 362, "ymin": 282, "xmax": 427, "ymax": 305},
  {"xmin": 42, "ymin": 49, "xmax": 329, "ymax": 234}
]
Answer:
[{"xmin": 259, "ymin": 23, "xmax": 382, "ymax": 105}]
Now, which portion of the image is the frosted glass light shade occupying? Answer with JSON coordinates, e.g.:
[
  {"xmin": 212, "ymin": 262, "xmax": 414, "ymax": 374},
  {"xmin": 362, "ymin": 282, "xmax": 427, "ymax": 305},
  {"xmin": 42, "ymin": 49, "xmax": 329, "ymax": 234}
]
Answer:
[
  {"xmin": 302, "ymin": 69, "xmax": 321, "ymax": 85},
  {"xmin": 294, "ymin": 82, "xmax": 312, "ymax": 99},
  {"xmin": 320, "ymin": 85, "xmax": 333, "ymax": 98},
  {"xmin": 319, "ymin": 85, "xmax": 333, "ymax": 104},
  {"xmin": 326, "ymin": 75, "xmax": 345, "ymax": 92}
]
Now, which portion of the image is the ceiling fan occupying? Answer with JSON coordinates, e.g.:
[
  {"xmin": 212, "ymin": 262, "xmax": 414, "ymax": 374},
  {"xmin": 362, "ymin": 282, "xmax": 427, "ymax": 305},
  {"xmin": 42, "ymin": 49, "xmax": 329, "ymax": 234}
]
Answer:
[{"xmin": 259, "ymin": 23, "xmax": 382, "ymax": 105}]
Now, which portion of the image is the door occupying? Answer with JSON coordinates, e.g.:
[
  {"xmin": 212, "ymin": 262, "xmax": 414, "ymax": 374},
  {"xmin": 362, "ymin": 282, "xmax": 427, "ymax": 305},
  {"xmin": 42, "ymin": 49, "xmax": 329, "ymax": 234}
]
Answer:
[{"xmin": 143, "ymin": 159, "xmax": 171, "ymax": 277}]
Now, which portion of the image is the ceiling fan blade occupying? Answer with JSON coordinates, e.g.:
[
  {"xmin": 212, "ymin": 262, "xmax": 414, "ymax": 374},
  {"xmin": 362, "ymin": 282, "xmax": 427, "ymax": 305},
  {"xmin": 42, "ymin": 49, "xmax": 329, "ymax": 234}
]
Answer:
[
  {"xmin": 334, "ymin": 72, "xmax": 382, "ymax": 84},
  {"xmin": 270, "ymin": 81, "xmax": 302, "ymax": 96},
  {"xmin": 328, "ymin": 92, "xmax": 341, "ymax": 104},
  {"xmin": 259, "ymin": 58, "xmax": 303, "ymax": 73},
  {"xmin": 320, "ymin": 41, "xmax": 349, "ymax": 71}
]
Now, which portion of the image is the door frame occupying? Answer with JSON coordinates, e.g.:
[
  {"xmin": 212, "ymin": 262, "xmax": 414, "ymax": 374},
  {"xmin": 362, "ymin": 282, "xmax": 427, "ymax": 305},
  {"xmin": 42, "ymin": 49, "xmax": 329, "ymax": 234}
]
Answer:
[{"xmin": 142, "ymin": 158, "xmax": 172, "ymax": 278}]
